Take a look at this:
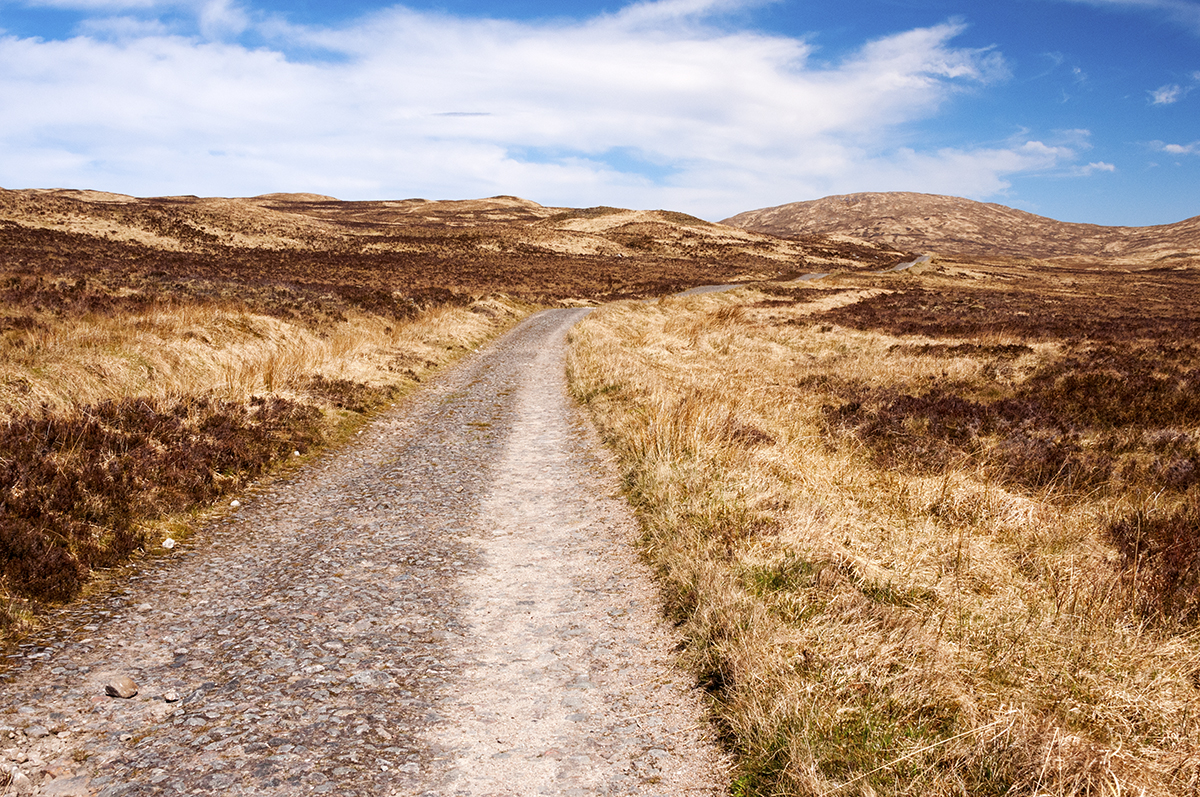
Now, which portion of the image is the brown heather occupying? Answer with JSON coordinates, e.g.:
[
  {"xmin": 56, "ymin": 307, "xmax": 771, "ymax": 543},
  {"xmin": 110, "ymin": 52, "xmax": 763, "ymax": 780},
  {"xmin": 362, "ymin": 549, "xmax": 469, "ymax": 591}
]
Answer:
[
  {"xmin": 567, "ymin": 259, "xmax": 1200, "ymax": 796},
  {"xmin": 0, "ymin": 284, "xmax": 532, "ymax": 628}
]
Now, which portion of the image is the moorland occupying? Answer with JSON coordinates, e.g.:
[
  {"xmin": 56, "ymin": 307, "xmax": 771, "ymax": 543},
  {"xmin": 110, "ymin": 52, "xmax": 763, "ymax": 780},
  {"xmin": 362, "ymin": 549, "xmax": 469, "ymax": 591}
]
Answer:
[
  {"xmin": 571, "ymin": 195, "xmax": 1200, "ymax": 795},
  {"xmin": 3, "ymin": 185, "xmax": 1199, "ymax": 796},
  {"xmin": 0, "ymin": 187, "xmax": 905, "ymax": 627}
]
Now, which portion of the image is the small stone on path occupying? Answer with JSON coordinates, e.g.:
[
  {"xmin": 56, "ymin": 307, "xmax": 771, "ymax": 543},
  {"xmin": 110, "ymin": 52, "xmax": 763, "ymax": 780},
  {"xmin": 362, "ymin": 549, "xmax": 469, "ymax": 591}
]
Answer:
[
  {"xmin": 105, "ymin": 676, "xmax": 138, "ymax": 699},
  {"xmin": 39, "ymin": 775, "xmax": 91, "ymax": 797}
]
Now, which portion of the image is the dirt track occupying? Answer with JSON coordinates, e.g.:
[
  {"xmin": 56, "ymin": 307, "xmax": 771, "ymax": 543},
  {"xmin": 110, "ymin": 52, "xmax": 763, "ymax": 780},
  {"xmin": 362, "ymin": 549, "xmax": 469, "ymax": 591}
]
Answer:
[{"xmin": 0, "ymin": 309, "xmax": 725, "ymax": 796}]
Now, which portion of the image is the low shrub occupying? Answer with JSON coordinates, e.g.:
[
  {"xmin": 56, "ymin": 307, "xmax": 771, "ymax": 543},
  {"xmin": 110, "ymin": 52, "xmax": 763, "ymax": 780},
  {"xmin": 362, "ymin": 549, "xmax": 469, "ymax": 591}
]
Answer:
[
  {"xmin": 0, "ymin": 396, "xmax": 323, "ymax": 602},
  {"xmin": 1106, "ymin": 495, "xmax": 1200, "ymax": 625},
  {"xmin": 305, "ymin": 375, "xmax": 402, "ymax": 414},
  {"xmin": 824, "ymin": 342, "xmax": 1200, "ymax": 497}
]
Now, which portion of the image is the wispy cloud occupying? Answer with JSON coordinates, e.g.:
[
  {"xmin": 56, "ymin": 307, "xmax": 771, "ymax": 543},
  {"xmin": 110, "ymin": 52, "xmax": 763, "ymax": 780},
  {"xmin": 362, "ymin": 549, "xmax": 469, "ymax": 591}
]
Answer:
[
  {"xmin": 1074, "ymin": 161, "xmax": 1117, "ymax": 175},
  {"xmin": 1150, "ymin": 83, "xmax": 1187, "ymax": 104},
  {"xmin": 1054, "ymin": 0, "xmax": 1200, "ymax": 36},
  {"xmin": 1156, "ymin": 140, "xmax": 1200, "ymax": 155},
  {"xmin": 12, "ymin": 0, "xmax": 163, "ymax": 8},
  {"xmin": 15, "ymin": 0, "xmax": 255, "ymax": 39},
  {"xmin": 0, "ymin": 0, "xmax": 1078, "ymax": 215}
]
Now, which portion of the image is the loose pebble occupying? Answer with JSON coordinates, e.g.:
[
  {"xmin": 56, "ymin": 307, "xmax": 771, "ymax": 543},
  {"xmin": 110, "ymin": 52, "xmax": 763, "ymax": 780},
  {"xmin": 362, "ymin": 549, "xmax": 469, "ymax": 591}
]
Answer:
[{"xmin": 104, "ymin": 677, "xmax": 138, "ymax": 699}]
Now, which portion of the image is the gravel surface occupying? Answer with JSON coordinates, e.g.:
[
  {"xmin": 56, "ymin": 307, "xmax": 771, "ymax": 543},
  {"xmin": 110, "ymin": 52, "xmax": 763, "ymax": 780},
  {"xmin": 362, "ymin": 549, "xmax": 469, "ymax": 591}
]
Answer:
[{"xmin": 0, "ymin": 309, "xmax": 726, "ymax": 796}]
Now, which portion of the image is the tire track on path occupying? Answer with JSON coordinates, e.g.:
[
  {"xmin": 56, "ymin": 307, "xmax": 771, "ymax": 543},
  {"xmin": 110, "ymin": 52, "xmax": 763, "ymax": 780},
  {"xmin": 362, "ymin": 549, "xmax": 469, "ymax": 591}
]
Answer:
[{"xmin": 0, "ymin": 309, "xmax": 725, "ymax": 796}]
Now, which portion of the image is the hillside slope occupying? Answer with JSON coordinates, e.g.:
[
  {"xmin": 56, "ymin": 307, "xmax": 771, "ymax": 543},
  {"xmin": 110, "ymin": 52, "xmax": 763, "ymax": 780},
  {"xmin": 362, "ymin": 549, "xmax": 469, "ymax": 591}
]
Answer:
[
  {"xmin": 0, "ymin": 188, "xmax": 909, "ymax": 276},
  {"xmin": 723, "ymin": 192, "xmax": 1200, "ymax": 262}
]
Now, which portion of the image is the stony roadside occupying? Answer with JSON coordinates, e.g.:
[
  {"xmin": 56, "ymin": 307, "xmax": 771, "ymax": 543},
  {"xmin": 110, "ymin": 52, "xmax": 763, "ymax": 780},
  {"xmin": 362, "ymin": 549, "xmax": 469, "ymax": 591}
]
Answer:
[{"xmin": 0, "ymin": 309, "xmax": 727, "ymax": 796}]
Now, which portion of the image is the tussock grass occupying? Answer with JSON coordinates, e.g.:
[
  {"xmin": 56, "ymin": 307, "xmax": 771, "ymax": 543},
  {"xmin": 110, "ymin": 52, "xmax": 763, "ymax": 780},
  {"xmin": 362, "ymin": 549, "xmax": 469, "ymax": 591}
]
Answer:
[
  {"xmin": 0, "ymin": 293, "xmax": 517, "ymax": 416},
  {"xmin": 568, "ymin": 274, "xmax": 1200, "ymax": 796},
  {"xmin": 0, "ymin": 278, "xmax": 530, "ymax": 633}
]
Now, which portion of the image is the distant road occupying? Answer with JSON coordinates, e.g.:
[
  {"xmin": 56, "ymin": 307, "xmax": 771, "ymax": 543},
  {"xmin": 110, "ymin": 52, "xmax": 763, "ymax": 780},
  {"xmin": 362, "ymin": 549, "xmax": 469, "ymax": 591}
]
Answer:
[
  {"xmin": 675, "ymin": 272, "xmax": 831, "ymax": 297},
  {"xmin": 675, "ymin": 283, "xmax": 744, "ymax": 297},
  {"xmin": 878, "ymin": 254, "xmax": 931, "ymax": 273}
]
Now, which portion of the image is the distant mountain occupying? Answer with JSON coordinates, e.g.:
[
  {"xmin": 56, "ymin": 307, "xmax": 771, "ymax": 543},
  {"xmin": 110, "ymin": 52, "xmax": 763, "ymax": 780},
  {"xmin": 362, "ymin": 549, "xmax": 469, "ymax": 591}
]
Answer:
[{"xmin": 722, "ymin": 192, "xmax": 1200, "ymax": 262}]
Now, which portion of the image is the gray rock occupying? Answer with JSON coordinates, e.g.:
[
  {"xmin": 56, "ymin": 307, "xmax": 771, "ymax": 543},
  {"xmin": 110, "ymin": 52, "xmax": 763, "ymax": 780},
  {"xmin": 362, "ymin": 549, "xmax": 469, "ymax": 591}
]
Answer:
[
  {"xmin": 2, "ymin": 764, "xmax": 34, "ymax": 795},
  {"xmin": 105, "ymin": 676, "xmax": 138, "ymax": 699},
  {"xmin": 23, "ymin": 725, "xmax": 49, "ymax": 739},
  {"xmin": 40, "ymin": 775, "xmax": 92, "ymax": 797},
  {"xmin": 347, "ymin": 670, "xmax": 395, "ymax": 687}
]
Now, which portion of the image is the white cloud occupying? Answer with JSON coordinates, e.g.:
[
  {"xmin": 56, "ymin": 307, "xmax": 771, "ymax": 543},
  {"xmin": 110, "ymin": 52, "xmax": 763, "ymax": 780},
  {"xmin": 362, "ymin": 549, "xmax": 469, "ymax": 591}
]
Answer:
[
  {"xmin": 1157, "ymin": 141, "xmax": 1200, "ymax": 154},
  {"xmin": 197, "ymin": 0, "xmax": 249, "ymax": 38},
  {"xmin": 0, "ymin": 0, "xmax": 1077, "ymax": 217},
  {"xmin": 75, "ymin": 14, "xmax": 173, "ymax": 37},
  {"xmin": 610, "ymin": 0, "xmax": 760, "ymax": 26},
  {"xmin": 1150, "ymin": 83, "xmax": 1186, "ymax": 104},
  {"xmin": 1075, "ymin": 161, "xmax": 1117, "ymax": 175},
  {"xmin": 10, "ymin": 0, "xmax": 254, "ymax": 39},
  {"xmin": 1052, "ymin": 128, "xmax": 1096, "ymax": 148}
]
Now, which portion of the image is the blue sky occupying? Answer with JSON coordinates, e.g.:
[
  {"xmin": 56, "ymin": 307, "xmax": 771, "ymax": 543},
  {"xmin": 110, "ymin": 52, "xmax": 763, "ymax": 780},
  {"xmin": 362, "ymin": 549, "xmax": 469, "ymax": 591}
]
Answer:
[{"xmin": 0, "ymin": 0, "xmax": 1196, "ymax": 225}]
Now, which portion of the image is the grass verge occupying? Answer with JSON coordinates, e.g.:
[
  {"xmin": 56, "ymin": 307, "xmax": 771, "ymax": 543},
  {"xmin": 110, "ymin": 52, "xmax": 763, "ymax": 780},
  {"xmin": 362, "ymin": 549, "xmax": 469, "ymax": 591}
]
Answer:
[{"xmin": 567, "ymin": 269, "xmax": 1200, "ymax": 796}]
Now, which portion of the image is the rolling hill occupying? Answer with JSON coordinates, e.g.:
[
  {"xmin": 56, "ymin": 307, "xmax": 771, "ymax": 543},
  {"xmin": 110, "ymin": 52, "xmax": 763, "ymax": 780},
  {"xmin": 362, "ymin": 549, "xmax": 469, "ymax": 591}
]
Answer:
[
  {"xmin": 0, "ymin": 188, "xmax": 909, "ymax": 280},
  {"xmin": 723, "ymin": 192, "xmax": 1200, "ymax": 263}
]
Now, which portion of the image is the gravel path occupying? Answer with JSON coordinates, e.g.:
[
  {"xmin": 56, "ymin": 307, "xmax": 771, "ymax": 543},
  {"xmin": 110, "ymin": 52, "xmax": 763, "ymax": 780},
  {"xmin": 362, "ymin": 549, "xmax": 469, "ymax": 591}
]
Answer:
[
  {"xmin": 0, "ymin": 309, "xmax": 726, "ymax": 796},
  {"xmin": 672, "ymin": 284, "xmax": 744, "ymax": 297}
]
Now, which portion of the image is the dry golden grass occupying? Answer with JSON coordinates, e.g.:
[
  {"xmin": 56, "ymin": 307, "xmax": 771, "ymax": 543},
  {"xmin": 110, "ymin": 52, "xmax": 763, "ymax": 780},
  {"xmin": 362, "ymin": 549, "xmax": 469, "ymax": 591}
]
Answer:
[
  {"xmin": 0, "ymin": 293, "xmax": 525, "ymax": 418},
  {"xmin": 568, "ymin": 277, "xmax": 1200, "ymax": 796},
  {"xmin": 0, "ymin": 284, "xmax": 532, "ymax": 634}
]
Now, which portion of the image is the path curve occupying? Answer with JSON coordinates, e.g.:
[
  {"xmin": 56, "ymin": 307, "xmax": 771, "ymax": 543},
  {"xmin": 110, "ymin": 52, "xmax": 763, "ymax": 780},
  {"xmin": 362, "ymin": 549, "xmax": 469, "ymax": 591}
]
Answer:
[
  {"xmin": 876, "ymin": 254, "xmax": 931, "ymax": 273},
  {"xmin": 0, "ymin": 309, "xmax": 726, "ymax": 796}
]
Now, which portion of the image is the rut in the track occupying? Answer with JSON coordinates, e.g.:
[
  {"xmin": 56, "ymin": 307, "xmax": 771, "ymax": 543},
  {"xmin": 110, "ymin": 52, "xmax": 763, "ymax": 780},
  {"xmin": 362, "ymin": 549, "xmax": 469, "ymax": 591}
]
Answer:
[{"xmin": 0, "ymin": 309, "xmax": 725, "ymax": 797}]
